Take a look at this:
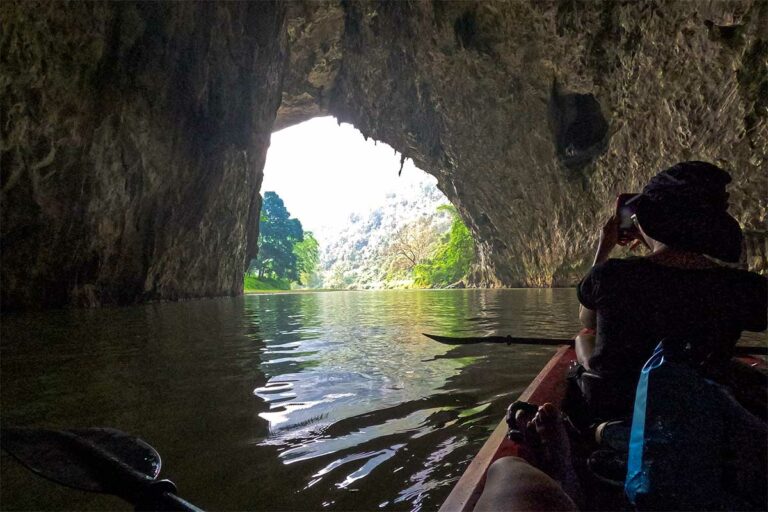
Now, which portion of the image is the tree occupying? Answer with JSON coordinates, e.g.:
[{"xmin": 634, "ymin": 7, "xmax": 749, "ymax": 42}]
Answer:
[
  {"xmin": 384, "ymin": 217, "xmax": 440, "ymax": 275},
  {"xmin": 293, "ymin": 232, "xmax": 320, "ymax": 286},
  {"xmin": 253, "ymin": 192, "xmax": 303, "ymax": 281},
  {"xmin": 413, "ymin": 204, "xmax": 475, "ymax": 286}
]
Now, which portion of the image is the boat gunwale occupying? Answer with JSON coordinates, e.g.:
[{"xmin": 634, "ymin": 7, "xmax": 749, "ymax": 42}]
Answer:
[{"xmin": 438, "ymin": 345, "xmax": 573, "ymax": 512}]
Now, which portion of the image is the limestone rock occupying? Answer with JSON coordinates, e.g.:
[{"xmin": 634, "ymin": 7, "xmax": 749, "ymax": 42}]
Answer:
[
  {"xmin": 1, "ymin": 1, "xmax": 286, "ymax": 308},
  {"xmin": 2, "ymin": 0, "xmax": 766, "ymax": 309},
  {"xmin": 278, "ymin": 0, "xmax": 767, "ymax": 287}
]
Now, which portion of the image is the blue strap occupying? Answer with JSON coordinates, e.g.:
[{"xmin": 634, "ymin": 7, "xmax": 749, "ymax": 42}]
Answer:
[{"xmin": 625, "ymin": 342, "xmax": 664, "ymax": 503}]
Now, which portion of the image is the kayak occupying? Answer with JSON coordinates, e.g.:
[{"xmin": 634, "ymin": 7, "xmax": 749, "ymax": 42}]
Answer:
[
  {"xmin": 439, "ymin": 346, "xmax": 573, "ymax": 512},
  {"xmin": 439, "ymin": 346, "xmax": 767, "ymax": 512}
]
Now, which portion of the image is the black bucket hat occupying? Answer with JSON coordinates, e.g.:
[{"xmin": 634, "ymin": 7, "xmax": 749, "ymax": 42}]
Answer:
[{"xmin": 632, "ymin": 161, "xmax": 743, "ymax": 263}]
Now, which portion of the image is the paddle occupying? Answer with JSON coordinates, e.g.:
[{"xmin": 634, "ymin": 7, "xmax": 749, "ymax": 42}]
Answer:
[
  {"xmin": 422, "ymin": 333, "xmax": 768, "ymax": 356},
  {"xmin": 1, "ymin": 427, "xmax": 203, "ymax": 512},
  {"xmin": 423, "ymin": 333, "xmax": 573, "ymax": 346}
]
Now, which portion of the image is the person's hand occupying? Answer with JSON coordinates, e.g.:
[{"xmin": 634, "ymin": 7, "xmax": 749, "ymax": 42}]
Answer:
[
  {"xmin": 593, "ymin": 215, "xmax": 619, "ymax": 265},
  {"xmin": 628, "ymin": 238, "xmax": 649, "ymax": 252},
  {"xmin": 599, "ymin": 215, "xmax": 619, "ymax": 249}
]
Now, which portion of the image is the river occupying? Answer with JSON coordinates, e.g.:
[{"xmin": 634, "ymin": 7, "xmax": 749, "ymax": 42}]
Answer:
[{"xmin": 1, "ymin": 289, "xmax": 763, "ymax": 511}]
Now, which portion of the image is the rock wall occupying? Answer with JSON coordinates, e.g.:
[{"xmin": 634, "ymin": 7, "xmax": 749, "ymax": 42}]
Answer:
[
  {"xmin": 2, "ymin": 0, "xmax": 766, "ymax": 309},
  {"xmin": 280, "ymin": 0, "xmax": 767, "ymax": 287},
  {"xmin": 1, "ymin": 1, "xmax": 286, "ymax": 309}
]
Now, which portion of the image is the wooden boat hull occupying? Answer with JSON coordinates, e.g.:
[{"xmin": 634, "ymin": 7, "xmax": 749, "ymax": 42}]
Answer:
[
  {"xmin": 439, "ymin": 346, "xmax": 574, "ymax": 512},
  {"xmin": 439, "ymin": 346, "xmax": 767, "ymax": 512}
]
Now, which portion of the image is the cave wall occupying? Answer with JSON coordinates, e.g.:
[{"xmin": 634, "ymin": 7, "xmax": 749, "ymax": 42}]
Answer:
[
  {"xmin": 280, "ymin": 0, "xmax": 767, "ymax": 286},
  {"xmin": 2, "ymin": 0, "xmax": 766, "ymax": 309},
  {"xmin": 1, "ymin": 1, "xmax": 286, "ymax": 309}
]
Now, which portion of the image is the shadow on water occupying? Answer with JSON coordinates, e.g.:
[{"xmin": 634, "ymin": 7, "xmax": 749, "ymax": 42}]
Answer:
[
  {"xmin": 8, "ymin": 289, "xmax": 761, "ymax": 510},
  {"xmin": 1, "ymin": 298, "xmax": 271, "ymax": 510}
]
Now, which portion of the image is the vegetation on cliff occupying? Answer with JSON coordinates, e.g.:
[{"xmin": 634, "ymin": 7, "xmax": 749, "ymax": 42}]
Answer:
[
  {"xmin": 413, "ymin": 205, "xmax": 475, "ymax": 287},
  {"xmin": 248, "ymin": 180, "xmax": 476, "ymax": 291},
  {"xmin": 319, "ymin": 181, "xmax": 451, "ymax": 289},
  {"xmin": 247, "ymin": 192, "xmax": 319, "ymax": 291},
  {"xmin": 318, "ymin": 182, "xmax": 475, "ymax": 289}
]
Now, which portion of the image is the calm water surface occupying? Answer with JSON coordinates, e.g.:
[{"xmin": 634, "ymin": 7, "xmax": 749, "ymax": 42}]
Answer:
[{"xmin": 2, "ymin": 289, "xmax": 762, "ymax": 511}]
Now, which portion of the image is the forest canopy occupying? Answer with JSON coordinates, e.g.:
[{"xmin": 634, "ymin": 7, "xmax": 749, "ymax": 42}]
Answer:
[
  {"xmin": 246, "ymin": 192, "xmax": 474, "ymax": 291},
  {"xmin": 247, "ymin": 192, "xmax": 319, "ymax": 290},
  {"xmin": 412, "ymin": 205, "xmax": 475, "ymax": 287}
]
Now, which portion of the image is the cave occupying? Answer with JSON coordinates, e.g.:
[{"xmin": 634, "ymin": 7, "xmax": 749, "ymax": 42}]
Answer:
[
  {"xmin": 1, "ymin": 0, "xmax": 766, "ymax": 310},
  {"xmin": 549, "ymin": 84, "xmax": 610, "ymax": 172}
]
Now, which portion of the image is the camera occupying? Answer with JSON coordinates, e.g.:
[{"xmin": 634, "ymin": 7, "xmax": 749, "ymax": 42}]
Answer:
[{"xmin": 616, "ymin": 193, "xmax": 640, "ymax": 245}]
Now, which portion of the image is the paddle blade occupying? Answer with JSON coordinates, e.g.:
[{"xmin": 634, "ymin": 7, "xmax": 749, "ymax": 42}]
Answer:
[
  {"xmin": 1, "ymin": 427, "xmax": 161, "ymax": 493},
  {"xmin": 422, "ymin": 333, "xmax": 482, "ymax": 345}
]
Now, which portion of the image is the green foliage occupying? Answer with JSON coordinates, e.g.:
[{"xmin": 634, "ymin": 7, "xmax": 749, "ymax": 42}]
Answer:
[
  {"xmin": 293, "ymin": 232, "xmax": 320, "ymax": 286},
  {"xmin": 243, "ymin": 275, "xmax": 292, "ymax": 291},
  {"xmin": 251, "ymin": 192, "xmax": 304, "ymax": 282},
  {"xmin": 325, "ymin": 266, "xmax": 356, "ymax": 290},
  {"xmin": 413, "ymin": 204, "xmax": 475, "ymax": 287},
  {"xmin": 384, "ymin": 217, "xmax": 440, "ymax": 276}
]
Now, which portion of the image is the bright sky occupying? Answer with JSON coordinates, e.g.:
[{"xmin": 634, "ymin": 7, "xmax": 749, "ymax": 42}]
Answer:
[{"xmin": 262, "ymin": 117, "xmax": 436, "ymax": 238}]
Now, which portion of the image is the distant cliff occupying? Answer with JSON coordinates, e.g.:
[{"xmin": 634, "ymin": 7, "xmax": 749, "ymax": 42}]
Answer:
[{"xmin": 318, "ymin": 179, "xmax": 450, "ymax": 289}]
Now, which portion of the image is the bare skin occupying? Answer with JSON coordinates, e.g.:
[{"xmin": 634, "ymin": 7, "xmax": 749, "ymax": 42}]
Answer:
[
  {"xmin": 478, "ymin": 402, "xmax": 581, "ymax": 512},
  {"xmin": 574, "ymin": 332, "xmax": 595, "ymax": 371},
  {"xmin": 511, "ymin": 403, "xmax": 583, "ymax": 507},
  {"xmin": 475, "ymin": 455, "xmax": 578, "ymax": 512}
]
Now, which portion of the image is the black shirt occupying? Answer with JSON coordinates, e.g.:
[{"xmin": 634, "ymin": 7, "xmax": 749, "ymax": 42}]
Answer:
[{"xmin": 577, "ymin": 258, "xmax": 767, "ymax": 388}]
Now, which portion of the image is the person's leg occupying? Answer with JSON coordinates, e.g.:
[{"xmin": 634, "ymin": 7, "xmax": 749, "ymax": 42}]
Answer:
[
  {"xmin": 475, "ymin": 456, "xmax": 577, "ymax": 512},
  {"xmin": 574, "ymin": 332, "xmax": 595, "ymax": 370}
]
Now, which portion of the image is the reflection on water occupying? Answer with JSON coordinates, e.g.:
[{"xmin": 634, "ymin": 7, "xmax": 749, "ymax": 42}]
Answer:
[
  {"xmin": 6, "ymin": 289, "xmax": 759, "ymax": 510},
  {"xmin": 238, "ymin": 289, "xmax": 580, "ymax": 511}
]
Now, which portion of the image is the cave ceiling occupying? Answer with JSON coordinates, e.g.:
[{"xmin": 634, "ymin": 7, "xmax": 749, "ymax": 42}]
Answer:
[
  {"xmin": 278, "ymin": 0, "xmax": 767, "ymax": 287},
  {"xmin": 1, "ymin": 0, "xmax": 765, "ymax": 309}
]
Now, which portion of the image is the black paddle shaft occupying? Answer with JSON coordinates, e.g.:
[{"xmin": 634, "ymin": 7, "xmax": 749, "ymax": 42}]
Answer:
[
  {"xmin": 422, "ymin": 333, "xmax": 574, "ymax": 346},
  {"xmin": 422, "ymin": 333, "xmax": 768, "ymax": 356}
]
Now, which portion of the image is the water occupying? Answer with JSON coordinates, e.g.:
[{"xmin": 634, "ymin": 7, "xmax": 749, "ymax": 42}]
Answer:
[{"xmin": 1, "ymin": 289, "xmax": 763, "ymax": 511}]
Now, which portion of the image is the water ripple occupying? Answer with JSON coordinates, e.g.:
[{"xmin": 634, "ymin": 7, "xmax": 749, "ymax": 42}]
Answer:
[{"xmin": 0, "ymin": 289, "xmax": 623, "ymax": 511}]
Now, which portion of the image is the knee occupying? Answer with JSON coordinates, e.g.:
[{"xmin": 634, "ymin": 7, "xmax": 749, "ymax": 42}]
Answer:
[
  {"xmin": 478, "ymin": 457, "xmax": 577, "ymax": 512},
  {"xmin": 486, "ymin": 456, "xmax": 531, "ymax": 480},
  {"xmin": 486, "ymin": 456, "xmax": 554, "ymax": 489}
]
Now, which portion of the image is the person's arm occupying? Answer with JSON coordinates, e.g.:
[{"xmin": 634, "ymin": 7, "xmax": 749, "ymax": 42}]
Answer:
[
  {"xmin": 578, "ymin": 215, "xmax": 620, "ymax": 328},
  {"xmin": 593, "ymin": 214, "xmax": 619, "ymax": 266},
  {"xmin": 579, "ymin": 304, "xmax": 596, "ymax": 329}
]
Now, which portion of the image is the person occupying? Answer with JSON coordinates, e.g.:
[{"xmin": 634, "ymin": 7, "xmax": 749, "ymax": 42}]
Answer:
[
  {"xmin": 574, "ymin": 161, "xmax": 767, "ymax": 419},
  {"xmin": 475, "ymin": 161, "xmax": 767, "ymax": 510}
]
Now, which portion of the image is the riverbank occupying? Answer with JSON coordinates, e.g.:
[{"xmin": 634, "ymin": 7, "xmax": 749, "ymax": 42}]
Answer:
[
  {"xmin": 244, "ymin": 275, "xmax": 341, "ymax": 294},
  {"xmin": 244, "ymin": 288, "xmax": 341, "ymax": 294},
  {"xmin": 243, "ymin": 275, "xmax": 291, "ymax": 292}
]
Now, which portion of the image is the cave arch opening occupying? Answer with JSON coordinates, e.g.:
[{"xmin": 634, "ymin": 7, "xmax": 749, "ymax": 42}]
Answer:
[
  {"xmin": 252, "ymin": 116, "xmax": 474, "ymax": 291},
  {"xmin": 251, "ymin": 116, "xmax": 473, "ymax": 291}
]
